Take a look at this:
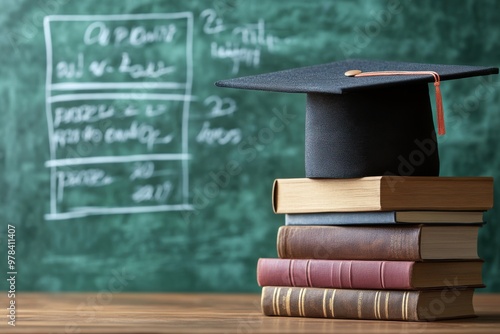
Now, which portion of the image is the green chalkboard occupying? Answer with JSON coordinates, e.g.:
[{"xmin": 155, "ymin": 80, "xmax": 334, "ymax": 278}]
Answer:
[{"xmin": 1, "ymin": 0, "xmax": 499, "ymax": 293}]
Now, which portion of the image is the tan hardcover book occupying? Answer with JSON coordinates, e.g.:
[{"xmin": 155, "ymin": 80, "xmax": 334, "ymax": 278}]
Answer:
[
  {"xmin": 261, "ymin": 287, "xmax": 476, "ymax": 321},
  {"xmin": 272, "ymin": 176, "xmax": 493, "ymax": 213}
]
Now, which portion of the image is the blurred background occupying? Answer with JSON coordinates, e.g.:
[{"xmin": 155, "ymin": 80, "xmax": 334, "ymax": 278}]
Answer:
[{"xmin": 0, "ymin": 0, "xmax": 499, "ymax": 293}]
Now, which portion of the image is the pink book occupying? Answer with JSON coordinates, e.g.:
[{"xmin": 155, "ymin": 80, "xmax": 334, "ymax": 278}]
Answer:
[{"xmin": 257, "ymin": 258, "xmax": 483, "ymax": 290}]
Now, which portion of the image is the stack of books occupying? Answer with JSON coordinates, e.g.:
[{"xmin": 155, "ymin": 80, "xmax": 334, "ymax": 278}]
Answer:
[{"xmin": 257, "ymin": 176, "xmax": 494, "ymax": 321}]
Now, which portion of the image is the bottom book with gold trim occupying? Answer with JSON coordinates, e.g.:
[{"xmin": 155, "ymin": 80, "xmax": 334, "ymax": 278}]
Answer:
[{"xmin": 261, "ymin": 286, "xmax": 476, "ymax": 321}]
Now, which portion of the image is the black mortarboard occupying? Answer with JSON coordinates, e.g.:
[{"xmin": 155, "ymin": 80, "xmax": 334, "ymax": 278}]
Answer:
[{"xmin": 215, "ymin": 59, "xmax": 498, "ymax": 178}]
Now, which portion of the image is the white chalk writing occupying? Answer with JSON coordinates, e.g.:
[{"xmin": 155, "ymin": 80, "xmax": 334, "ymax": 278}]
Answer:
[
  {"xmin": 56, "ymin": 169, "xmax": 114, "ymax": 202},
  {"xmin": 55, "ymin": 52, "xmax": 176, "ymax": 80},
  {"xmin": 196, "ymin": 121, "xmax": 242, "ymax": 145},
  {"xmin": 200, "ymin": 9, "xmax": 225, "ymax": 34},
  {"xmin": 44, "ymin": 13, "xmax": 194, "ymax": 219},
  {"xmin": 83, "ymin": 21, "xmax": 177, "ymax": 46},
  {"xmin": 203, "ymin": 11, "xmax": 289, "ymax": 74},
  {"xmin": 204, "ymin": 95, "xmax": 237, "ymax": 118}
]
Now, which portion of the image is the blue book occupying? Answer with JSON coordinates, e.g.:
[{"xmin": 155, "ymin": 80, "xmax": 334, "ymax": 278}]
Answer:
[{"xmin": 285, "ymin": 211, "xmax": 484, "ymax": 225}]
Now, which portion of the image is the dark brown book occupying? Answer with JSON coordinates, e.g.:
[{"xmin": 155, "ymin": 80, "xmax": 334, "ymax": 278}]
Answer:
[
  {"xmin": 272, "ymin": 177, "xmax": 494, "ymax": 213},
  {"xmin": 257, "ymin": 258, "xmax": 484, "ymax": 289},
  {"xmin": 261, "ymin": 286, "xmax": 476, "ymax": 321},
  {"xmin": 277, "ymin": 225, "xmax": 480, "ymax": 261}
]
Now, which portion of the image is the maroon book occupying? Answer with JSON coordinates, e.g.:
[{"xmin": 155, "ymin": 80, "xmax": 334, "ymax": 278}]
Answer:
[
  {"xmin": 277, "ymin": 225, "xmax": 480, "ymax": 261},
  {"xmin": 257, "ymin": 258, "xmax": 483, "ymax": 290}
]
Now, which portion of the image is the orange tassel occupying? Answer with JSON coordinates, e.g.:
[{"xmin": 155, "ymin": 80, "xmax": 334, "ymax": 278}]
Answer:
[{"xmin": 434, "ymin": 81, "xmax": 445, "ymax": 135}]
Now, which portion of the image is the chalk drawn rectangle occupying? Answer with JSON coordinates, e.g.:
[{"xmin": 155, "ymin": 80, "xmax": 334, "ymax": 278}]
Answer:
[
  {"xmin": 44, "ymin": 13, "xmax": 193, "ymax": 87},
  {"xmin": 43, "ymin": 12, "xmax": 194, "ymax": 218},
  {"xmin": 48, "ymin": 160, "xmax": 189, "ymax": 219},
  {"xmin": 48, "ymin": 97, "xmax": 187, "ymax": 160}
]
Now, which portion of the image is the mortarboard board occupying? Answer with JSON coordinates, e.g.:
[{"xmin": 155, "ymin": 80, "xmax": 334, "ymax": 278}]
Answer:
[{"xmin": 215, "ymin": 59, "xmax": 498, "ymax": 178}]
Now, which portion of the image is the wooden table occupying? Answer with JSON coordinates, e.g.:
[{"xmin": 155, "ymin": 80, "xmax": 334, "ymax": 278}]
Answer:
[{"xmin": 1, "ymin": 293, "xmax": 499, "ymax": 333}]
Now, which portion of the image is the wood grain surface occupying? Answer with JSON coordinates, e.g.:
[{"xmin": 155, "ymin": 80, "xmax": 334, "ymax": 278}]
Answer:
[{"xmin": 1, "ymin": 293, "xmax": 499, "ymax": 333}]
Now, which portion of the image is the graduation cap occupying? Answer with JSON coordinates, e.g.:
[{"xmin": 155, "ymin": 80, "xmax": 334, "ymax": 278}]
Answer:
[{"xmin": 215, "ymin": 59, "xmax": 498, "ymax": 178}]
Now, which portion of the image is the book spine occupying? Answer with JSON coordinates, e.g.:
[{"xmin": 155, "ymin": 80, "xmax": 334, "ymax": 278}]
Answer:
[
  {"xmin": 285, "ymin": 212, "xmax": 397, "ymax": 225},
  {"xmin": 257, "ymin": 259, "xmax": 414, "ymax": 289},
  {"xmin": 261, "ymin": 287, "xmax": 420, "ymax": 321},
  {"xmin": 277, "ymin": 226, "xmax": 422, "ymax": 261},
  {"xmin": 381, "ymin": 177, "xmax": 494, "ymax": 211}
]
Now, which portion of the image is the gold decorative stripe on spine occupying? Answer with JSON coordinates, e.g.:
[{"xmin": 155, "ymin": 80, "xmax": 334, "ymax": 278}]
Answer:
[
  {"xmin": 378, "ymin": 292, "xmax": 383, "ymax": 319},
  {"xmin": 302, "ymin": 288, "xmax": 307, "ymax": 317},
  {"xmin": 330, "ymin": 289, "xmax": 336, "ymax": 318},
  {"xmin": 357, "ymin": 291, "xmax": 364, "ymax": 319},
  {"xmin": 379, "ymin": 291, "xmax": 382, "ymax": 319},
  {"xmin": 406, "ymin": 291, "xmax": 410, "ymax": 320},
  {"xmin": 405, "ymin": 292, "xmax": 409, "ymax": 320},
  {"xmin": 401, "ymin": 292, "xmax": 405, "ymax": 320},
  {"xmin": 285, "ymin": 288, "xmax": 292, "ymax": 316},
  {"xmin": 406, "ymin": 291, "xmax": 410, "ymax": 321},
  {"xmin": 272, "ymin": 287, "xmax": 278, "ymax": 315},
  {"xmin": 260, "ymin": 287, "xmax": 266, "ymax": 315},
  {"xmin": 277, "ymin": 288, "xmax": 282, "ymax": 316},
  {"xmin": 385, "ymin": 292, "xmax": 390, "ymax": 320},
  {"xmin": 297, "ymin": 288, "xmax": 304, "ymax": 317},
  {"xmin": 301, "ymin": 288, "xmax": 307, "ymax": 317},
  {"xmin": 401, "ymin": 292, "xmax": 408, "ymax": 321},
  {"xmin": 374, "ymin": 291, "xmax": 380, "ymax": 320},
  {"xmin": 322, "ymin": 289, "xmax": 328, "ymax": 318}
]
